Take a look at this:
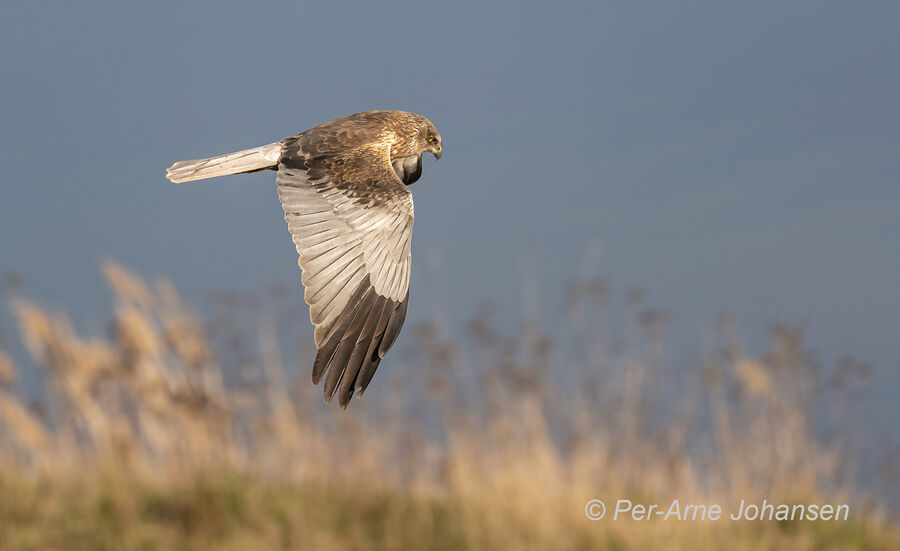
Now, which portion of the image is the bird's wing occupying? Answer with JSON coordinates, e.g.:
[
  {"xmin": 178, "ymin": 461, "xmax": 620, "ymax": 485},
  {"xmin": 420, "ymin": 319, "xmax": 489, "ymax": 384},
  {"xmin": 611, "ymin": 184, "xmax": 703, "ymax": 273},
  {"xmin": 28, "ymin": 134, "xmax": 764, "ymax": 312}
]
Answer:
[{"xmin": 276, "ymin": 133, "xmax": 413, "ymax": 408}]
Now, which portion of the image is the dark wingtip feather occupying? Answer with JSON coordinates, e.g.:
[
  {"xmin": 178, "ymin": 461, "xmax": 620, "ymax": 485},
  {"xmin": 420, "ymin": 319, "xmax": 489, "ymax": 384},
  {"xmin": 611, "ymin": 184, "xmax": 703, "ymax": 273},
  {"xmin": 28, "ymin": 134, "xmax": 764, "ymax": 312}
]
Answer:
[
  {"xmin": 312, "ymin": 333, "xmax": 340, "ymax": 385},
  {"xmin": 337, "ymin": 298, "xmax": 390, "ymax": 407},
  {"xmin": 378, "ymin": 293, "xmax": 410, "ymax": 358},
  {"xmin": 338, "ymin": 343, "xmax": 370, "ymax": 408},
  {"xmin": 310, "ymin": 278, "xmax": 371, "ymax": 387},
  {"xmin": 355, "ymin": 354, "xmax": 383, "ymax": 398},
  {"xmin": 322, "ymin": 289, "xmax": 377, "ymax": 404},
  {"xmin": 311, "ymin": 354, "xmax": 328, "ymax": 385},
  {"xmin": 323, "ymin": 339, "xmax": 352, "ymax": 403}
]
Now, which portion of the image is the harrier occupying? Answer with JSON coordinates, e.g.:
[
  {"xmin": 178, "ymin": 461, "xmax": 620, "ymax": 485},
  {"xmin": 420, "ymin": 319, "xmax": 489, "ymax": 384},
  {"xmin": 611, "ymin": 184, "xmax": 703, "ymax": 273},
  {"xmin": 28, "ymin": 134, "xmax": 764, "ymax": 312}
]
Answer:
[{"xmin": 166, "ymin": 110, "xmax": 442, "ymax": 408}]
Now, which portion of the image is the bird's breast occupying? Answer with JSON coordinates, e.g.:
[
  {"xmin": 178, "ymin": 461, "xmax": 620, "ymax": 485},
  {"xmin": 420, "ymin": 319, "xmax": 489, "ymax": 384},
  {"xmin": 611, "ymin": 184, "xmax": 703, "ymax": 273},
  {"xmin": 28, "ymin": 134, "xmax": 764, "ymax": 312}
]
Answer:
[{"xmin": 391, "ymin": 154, "xmax": 423, "ymax": 186}]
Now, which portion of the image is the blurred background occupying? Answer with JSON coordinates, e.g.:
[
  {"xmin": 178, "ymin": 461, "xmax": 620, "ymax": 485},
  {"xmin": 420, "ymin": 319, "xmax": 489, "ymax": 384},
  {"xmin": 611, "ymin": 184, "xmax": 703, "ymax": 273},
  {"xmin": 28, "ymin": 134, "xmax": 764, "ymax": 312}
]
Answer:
[{"xmin": 1, "ymin": 2, "xmax": 898, "ymax": 549}]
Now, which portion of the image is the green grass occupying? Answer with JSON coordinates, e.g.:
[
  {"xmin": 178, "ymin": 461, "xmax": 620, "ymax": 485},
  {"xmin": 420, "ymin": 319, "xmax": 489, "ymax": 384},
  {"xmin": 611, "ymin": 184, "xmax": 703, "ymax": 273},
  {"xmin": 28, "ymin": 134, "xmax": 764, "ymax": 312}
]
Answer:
[
  {"xmin": 1, "ymin": 472, "xmax": 897, "ymax": 551},
  {"xmin": 0, "ymin": 472, "xmax": 470, "ymax": 551}
]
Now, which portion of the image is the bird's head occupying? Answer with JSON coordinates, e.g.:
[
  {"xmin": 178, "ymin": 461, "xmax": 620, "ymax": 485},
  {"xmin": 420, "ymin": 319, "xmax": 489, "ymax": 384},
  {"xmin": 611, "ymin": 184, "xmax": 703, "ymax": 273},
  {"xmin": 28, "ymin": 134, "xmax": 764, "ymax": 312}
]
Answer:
[{"xmin": 418, "ymin": 119, "xmax": 442, "ymax": 160}]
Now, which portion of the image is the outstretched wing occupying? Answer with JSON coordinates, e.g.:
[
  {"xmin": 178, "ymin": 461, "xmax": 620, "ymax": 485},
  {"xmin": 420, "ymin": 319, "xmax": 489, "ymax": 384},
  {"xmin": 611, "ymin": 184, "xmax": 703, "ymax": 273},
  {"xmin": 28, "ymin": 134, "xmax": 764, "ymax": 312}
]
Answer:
[{"xmin": 276, "ymin": 131, "xmax": 413, "ymax": 408}]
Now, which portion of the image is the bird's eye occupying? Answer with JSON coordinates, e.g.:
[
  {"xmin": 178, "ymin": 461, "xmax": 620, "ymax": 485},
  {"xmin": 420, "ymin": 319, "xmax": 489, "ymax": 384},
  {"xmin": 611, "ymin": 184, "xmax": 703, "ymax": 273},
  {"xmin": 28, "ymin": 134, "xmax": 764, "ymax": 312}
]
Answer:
[{"xmin": 427, "ymin": 137, "xmax": 435, "ymax": 143}]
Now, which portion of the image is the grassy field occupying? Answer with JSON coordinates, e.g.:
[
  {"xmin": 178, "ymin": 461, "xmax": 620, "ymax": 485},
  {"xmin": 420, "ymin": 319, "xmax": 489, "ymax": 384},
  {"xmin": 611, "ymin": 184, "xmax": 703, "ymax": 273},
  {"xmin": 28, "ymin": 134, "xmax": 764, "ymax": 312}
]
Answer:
[
  {"xmin": 0, "ymin": 263, "xmax": 896, "ymax": 550},
  {"xmin": 2, "ymin": 472, "xmax": 897, "ymax": 551}
]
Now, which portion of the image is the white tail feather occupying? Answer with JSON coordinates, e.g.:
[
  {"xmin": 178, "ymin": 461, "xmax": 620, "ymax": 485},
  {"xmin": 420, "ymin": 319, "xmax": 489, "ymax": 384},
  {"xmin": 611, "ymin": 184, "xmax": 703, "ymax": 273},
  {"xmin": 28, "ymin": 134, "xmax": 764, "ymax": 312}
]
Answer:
[{"xmin": 166, "ymin": 142, "xmax": 283, "ymax": 183}]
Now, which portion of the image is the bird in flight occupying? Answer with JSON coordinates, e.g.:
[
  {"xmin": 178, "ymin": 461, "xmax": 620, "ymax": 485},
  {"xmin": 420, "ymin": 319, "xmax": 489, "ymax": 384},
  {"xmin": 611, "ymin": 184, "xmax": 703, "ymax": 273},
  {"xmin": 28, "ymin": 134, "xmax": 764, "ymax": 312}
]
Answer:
[{"xmin": 166, "ymin": 110, "xmax": 442, "ymax": 408}]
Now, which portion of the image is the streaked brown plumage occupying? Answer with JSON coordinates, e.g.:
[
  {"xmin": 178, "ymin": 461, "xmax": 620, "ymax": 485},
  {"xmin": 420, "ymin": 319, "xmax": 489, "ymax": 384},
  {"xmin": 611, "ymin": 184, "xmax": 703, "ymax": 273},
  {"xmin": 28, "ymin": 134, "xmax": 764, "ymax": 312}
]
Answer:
[{"xmin": 166, "ymin": 111, "xmax": 442, "ymax": 408}]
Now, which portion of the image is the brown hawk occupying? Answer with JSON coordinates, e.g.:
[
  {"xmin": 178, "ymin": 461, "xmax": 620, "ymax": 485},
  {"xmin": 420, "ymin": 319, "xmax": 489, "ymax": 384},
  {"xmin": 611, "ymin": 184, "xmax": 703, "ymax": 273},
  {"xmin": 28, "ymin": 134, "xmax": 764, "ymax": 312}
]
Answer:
[{"xmin": 166, "ymin": 110, "xmax": 442, "ymax": 408}]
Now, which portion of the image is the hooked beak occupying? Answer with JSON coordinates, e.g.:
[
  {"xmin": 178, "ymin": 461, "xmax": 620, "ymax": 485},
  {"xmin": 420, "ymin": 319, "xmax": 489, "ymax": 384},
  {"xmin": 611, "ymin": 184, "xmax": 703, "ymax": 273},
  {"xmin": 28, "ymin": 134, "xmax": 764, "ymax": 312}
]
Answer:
[{"xmin": 433, "ymin": 146, "xmax": 442, "ymax": 160}]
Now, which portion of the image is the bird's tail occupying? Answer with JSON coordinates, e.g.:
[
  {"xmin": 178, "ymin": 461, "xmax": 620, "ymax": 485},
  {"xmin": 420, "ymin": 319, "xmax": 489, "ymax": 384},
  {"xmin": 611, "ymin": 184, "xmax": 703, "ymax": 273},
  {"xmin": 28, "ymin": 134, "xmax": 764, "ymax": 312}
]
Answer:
[{"xmin": 165, "ymin": 142, "xmax": 282, "ymax": 183}]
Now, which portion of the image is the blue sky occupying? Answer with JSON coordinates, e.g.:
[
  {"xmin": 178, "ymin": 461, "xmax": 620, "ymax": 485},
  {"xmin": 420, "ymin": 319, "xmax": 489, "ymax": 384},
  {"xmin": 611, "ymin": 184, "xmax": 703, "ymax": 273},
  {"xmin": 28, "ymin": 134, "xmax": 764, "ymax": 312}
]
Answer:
[{"xmin": 1, "ymin": 2, "xmax": 898, "ymax": 432}]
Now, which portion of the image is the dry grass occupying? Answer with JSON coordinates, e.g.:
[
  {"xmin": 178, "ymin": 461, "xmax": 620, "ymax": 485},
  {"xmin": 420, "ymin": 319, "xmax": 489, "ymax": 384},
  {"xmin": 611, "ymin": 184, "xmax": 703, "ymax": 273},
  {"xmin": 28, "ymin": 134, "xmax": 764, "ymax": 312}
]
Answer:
[{"xmin": 0, "ymin": 262, "xmax": 896, "ymax": 550}]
